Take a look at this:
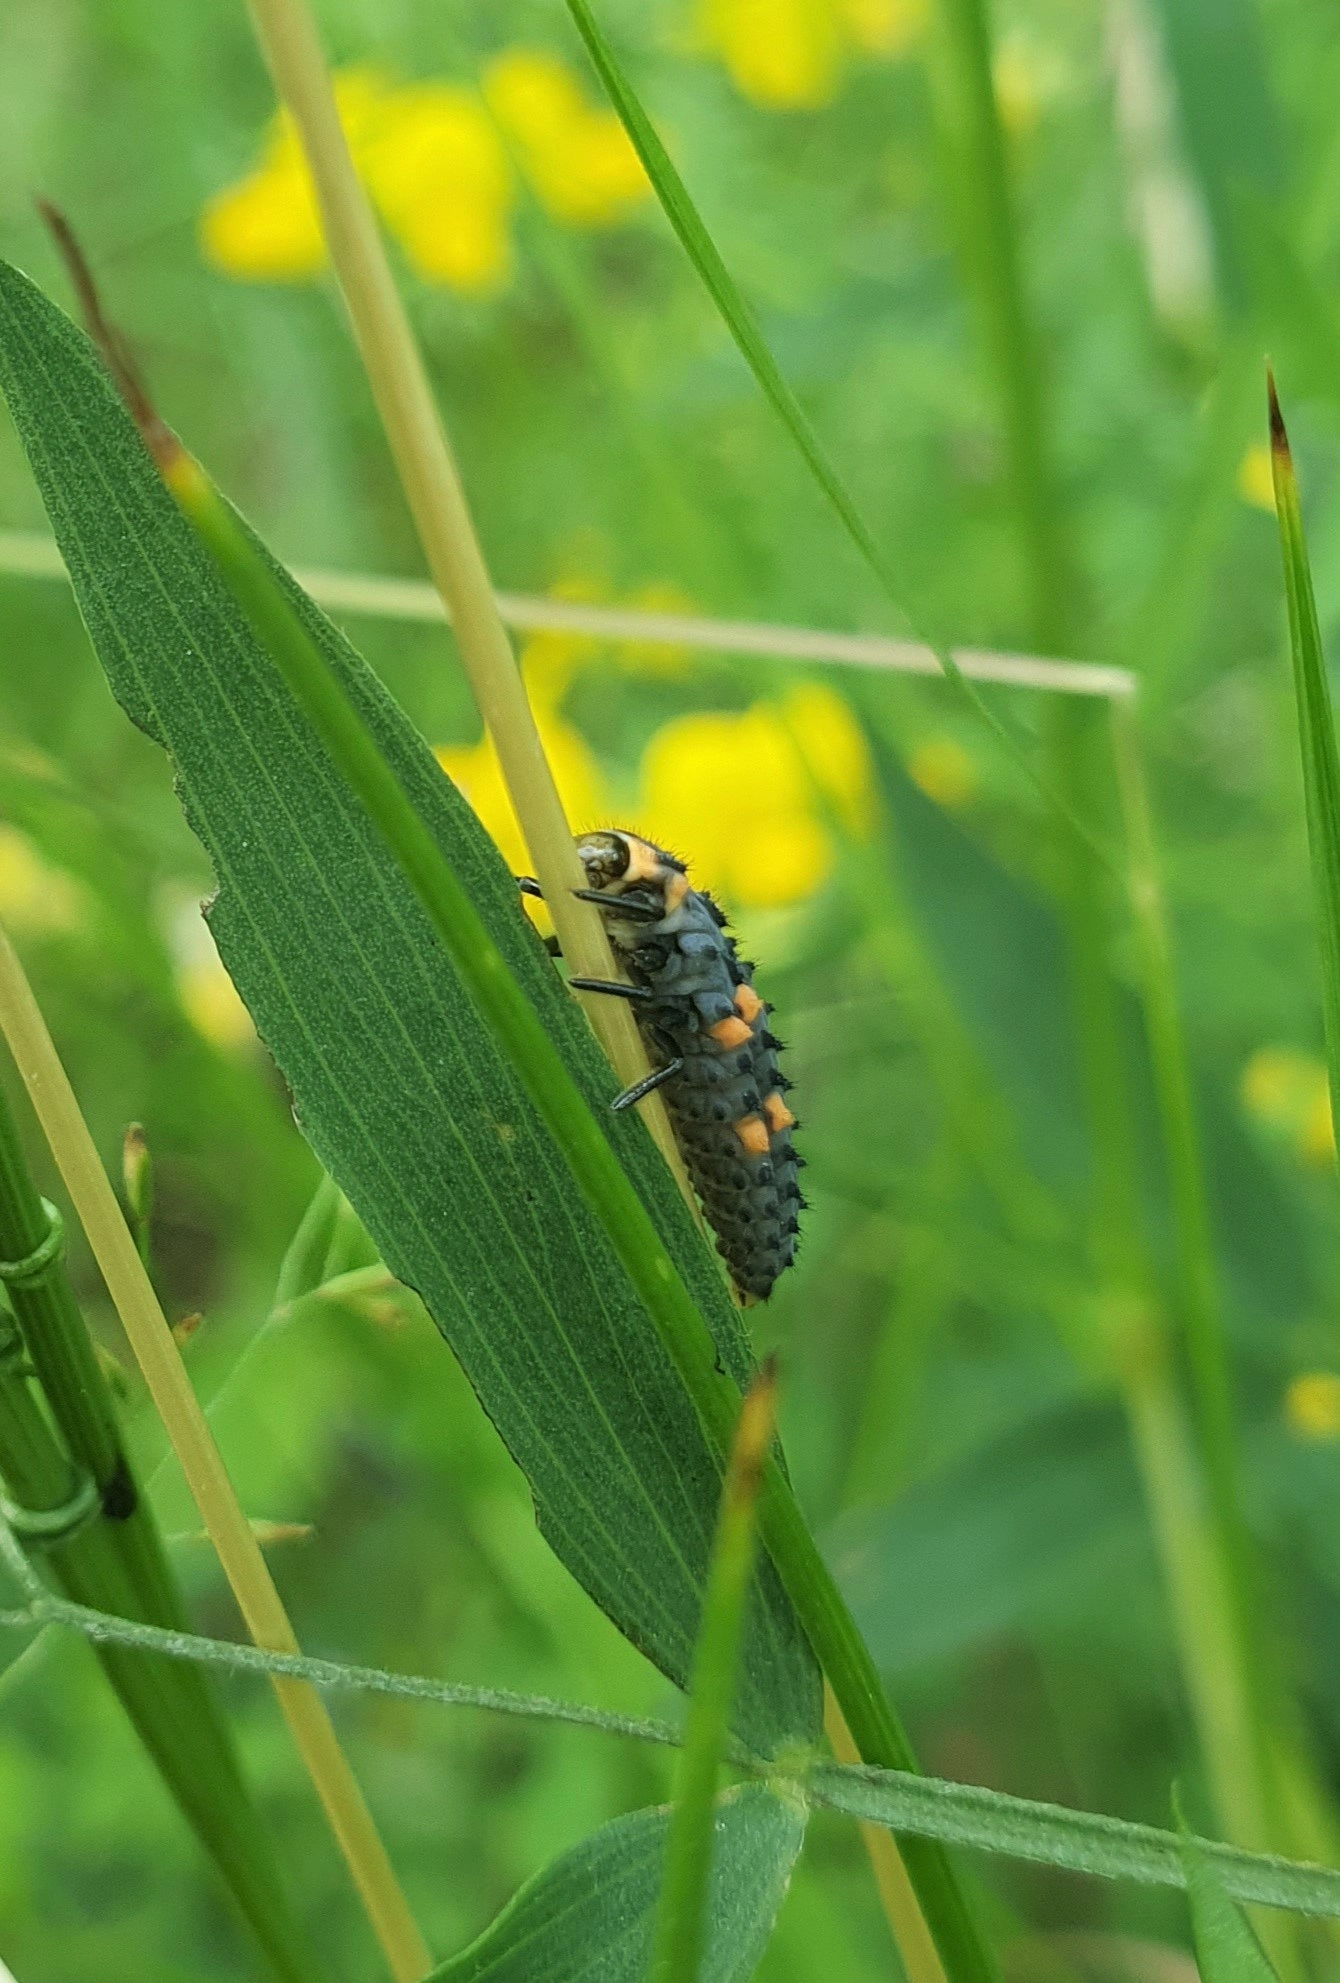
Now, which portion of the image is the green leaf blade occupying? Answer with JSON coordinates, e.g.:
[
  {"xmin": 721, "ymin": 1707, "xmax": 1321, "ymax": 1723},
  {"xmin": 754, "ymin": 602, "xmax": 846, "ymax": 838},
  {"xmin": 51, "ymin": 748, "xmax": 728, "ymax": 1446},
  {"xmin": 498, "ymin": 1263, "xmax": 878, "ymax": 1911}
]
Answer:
[
  {"xmin": 1270, "ymin": 381, "xmax": 1340, "ymax": 1164},
  {"xmin": 1178, "ymin": 1804, "xmax": 1282, "ymax": 1983},
  {"xmin": 0, "ymin": 256, "xmax": 821, "ymax": 1759},
  {"xmin": 429, "ymin": 1784, "xmax": 804, "ymax": 1983}
]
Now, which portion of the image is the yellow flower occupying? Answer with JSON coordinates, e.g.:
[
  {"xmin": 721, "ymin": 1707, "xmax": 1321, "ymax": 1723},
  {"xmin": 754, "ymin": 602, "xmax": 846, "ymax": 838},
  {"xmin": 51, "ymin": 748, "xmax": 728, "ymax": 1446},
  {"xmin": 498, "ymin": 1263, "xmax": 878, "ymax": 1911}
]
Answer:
[
  {"xmin": 1240, "ymin": 1045, "xmax": 1333, "ymax": 1165},
  {"xmin": 485, "ymin": 49, "xmax": 648, "ymax": 226},
  {"xmin": 201, "ymin": 68, "xmax": 393, "ymax": 282},
  {"xmin": 1285, "ymin": 1372, "xmax": 1340, "ymax": 1441},
  {"xmin": 635, "ymin": 684, "xmax": 871, "ymax": 908},
  {"xmin": 435, "ymin": 693, "xmax": 605, "ymax": 931},
  {"xmin": 1237, "ymin": 443, "xmax": 1277, "ymax": 513},
  {"xmin": 908, "ymin": 735, "xmax": 975, "ymax": 810},
  {"xmin": 0, "ymin": 826, "xmax": 83, "ymax": 935},
  {"xmin": 202, "ymin": 52, "xmax": 643, "ymax": 295},
  {"xmin": 362, "ymin": 84, "xmax": 512, "ymax": 290},
  {"xmin": 697, "ymin": 0, "xmax": 925, "ymax": 110},
  {"xmin": 166, "ymin": 900, "xmax": 255, "ymax": 1052}
]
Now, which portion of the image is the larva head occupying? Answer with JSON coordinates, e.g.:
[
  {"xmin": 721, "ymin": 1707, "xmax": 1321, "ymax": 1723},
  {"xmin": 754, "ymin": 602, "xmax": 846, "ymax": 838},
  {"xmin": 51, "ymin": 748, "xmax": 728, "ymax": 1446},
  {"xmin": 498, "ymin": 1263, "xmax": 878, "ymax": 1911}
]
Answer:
[{"xmin": 576, "ymin": 831, "xmax": 682, "ymax": 896}]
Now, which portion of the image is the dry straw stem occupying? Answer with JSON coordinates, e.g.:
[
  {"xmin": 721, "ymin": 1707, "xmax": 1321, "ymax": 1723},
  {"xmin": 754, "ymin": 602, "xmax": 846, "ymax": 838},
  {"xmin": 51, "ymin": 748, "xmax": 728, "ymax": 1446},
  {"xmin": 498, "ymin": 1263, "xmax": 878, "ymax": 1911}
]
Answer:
[
  {"xmin": 0, "ymin": 922, "xmax": 431, "ymax": 1983},
  {"xmin": 238, "ymin": 0, "xmax": 687, "ymax": 1189},
  {"xmin": 0, "ymin": 529, "xmax": 1136, "ymax": 697},
  {"xmin": 825, "ymin": 1688, "xmax": 949, "ymax": 1983}
]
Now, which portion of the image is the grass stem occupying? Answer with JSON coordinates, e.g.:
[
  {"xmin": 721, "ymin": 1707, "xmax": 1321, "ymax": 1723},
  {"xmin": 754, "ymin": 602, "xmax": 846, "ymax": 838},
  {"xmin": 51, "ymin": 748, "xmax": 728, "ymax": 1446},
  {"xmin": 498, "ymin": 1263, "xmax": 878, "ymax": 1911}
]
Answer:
[
  {"xmin": 0, "ymin": 1055, "xmax": 320, "ymax": 1983},
  {"xmin": 238, "ymin": 0, "xmax": 688, "ymax": 1190},
  {"xmin": 0, "ymin": 919, "xmax": 431, "ymax": 1983},
  {"xmin": 651, "ymin": 1360, "xmax": 778, "ymax": 1983}
]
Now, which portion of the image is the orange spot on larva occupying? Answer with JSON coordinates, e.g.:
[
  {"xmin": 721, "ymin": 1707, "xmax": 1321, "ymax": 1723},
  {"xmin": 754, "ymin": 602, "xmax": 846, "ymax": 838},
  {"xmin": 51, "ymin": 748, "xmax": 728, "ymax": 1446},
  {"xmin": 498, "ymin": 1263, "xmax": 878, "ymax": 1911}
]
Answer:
[
  {"xmin": 663, "ymin": 870, "xmax": 690, "ymax": 913},
  {"xmin": 733, "ymin": 983, "xmax": 764, "ymax": 1024},
  {"xmin": 710, "ymin": 1015, "xmax": 752, "ymax": 1049},
  {"xmin": 763, "ymin": 1091, "xmax": 795, "ymax": 1133},
  {"xmin": 734, "ymin": 1114, "xmax": 771, "ymax": 1155}
]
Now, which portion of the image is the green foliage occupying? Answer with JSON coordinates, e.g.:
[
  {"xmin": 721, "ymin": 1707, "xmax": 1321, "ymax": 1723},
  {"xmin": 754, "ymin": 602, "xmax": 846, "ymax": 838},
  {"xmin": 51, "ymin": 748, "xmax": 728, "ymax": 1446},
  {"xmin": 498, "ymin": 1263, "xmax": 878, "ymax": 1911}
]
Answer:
[
  {"xmin": 431, "ymin": 1786, "xmax": 803, "ymax": 1983},
  {"xmin": 0, "ymin": 258, "xmax": 819, "ymax": 1763},
  {"xmin": 1177, "ymin": 1800, "xmax": 1281, "ymax": 1983}
]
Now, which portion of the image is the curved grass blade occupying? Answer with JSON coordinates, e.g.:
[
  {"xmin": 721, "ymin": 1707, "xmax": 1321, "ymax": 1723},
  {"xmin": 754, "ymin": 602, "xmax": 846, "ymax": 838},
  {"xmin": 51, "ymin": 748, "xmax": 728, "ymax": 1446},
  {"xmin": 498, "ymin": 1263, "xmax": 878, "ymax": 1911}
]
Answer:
[
  {"xmin": 428, "ymin": 1785, "xmax": 804, "ymax": 1983},
  {"xmin": 562, "ymin": 0, "xmax": 1113, "ymax": 873},
  {"xmin": 1268, "ymin": 377, "xmax": 1340, "ymax": 1160}
]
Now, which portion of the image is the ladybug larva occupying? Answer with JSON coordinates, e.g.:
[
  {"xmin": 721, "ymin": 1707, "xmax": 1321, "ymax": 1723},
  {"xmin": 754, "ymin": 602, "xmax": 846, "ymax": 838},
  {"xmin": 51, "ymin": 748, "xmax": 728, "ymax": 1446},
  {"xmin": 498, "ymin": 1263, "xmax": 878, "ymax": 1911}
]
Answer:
[{"xmin": 523, "ymin": 830, "xmax": 804, "ymax": 1299}]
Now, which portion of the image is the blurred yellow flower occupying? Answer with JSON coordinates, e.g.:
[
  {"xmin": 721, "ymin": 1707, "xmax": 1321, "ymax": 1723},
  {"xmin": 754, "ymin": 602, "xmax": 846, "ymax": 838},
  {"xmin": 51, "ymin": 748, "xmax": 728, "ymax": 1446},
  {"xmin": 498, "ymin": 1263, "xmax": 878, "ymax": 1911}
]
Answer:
[
  {"xmin": 362, "ymin": 84, "xmax": 513, "ymax": 290},
  {"xmin": 841, "ymin": 0, "xmax": 926, "ymax": 56},
  {"xmin": 696, "ymin": 0, "xmax": 925, "ymax": 110},
  {"xmin": 203, "ymin": 52, "xmax": 646, "ymax": 293},
  {"xmin": 485, "ymin": 49, "xmax": 649, "ymax": 226},
  {"xmin": 201, "ymin": 68, "xmax": 392, "ymax": 282},
  {"xmin": 1285, "ymin": 1371, "xmax": 1340, "ymax": 1441},
  {"xmin": 908, "ymin": 735, "xmax": 975, "ymax": 809},
  {"xmin": 435, "ymin": 635, "xmax": 606, "ymax": 904},
  {"xmin": 1240, "ymin": 1045, "xmax": 1334, "ymax": 1165},
  {"xmin": 636, "ymin": 683, "xmax": 871, "ymax": 908},
  {"xmin": 166, "ymin": 900, "xmax": 255, "ymax": 1051},
  {"xmin": 0, "ymin": 826, "xmax": 83, "ymax": 935},
  {"xmin": 1237, "ymin": 443, "xmax": 1277, "ymax": 514}
]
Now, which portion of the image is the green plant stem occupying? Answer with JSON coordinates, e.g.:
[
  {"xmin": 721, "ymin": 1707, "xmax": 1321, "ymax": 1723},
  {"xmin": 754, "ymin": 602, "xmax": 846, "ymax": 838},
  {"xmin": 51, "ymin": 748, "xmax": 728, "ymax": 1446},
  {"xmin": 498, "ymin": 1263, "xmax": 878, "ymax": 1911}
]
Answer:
[
  {"xmin": 1268, "ymin": 380, "xmax": 1340, "ymax": 1148},
  {"xmin": 0, "ymin": 1082, "xmax": 319, "ymax": 1983},
  {"xmin": 162, "ymin": 445, "xmax": 999, "ymax": 1983},
  {"xmin": 11, "ymin": 1555, "xmax": 1340, "ymax": 1924},
  {"xmin": 564, "ymin": 0, "xmax": 1114, "ymax": 877},
  {"xmin": 652, "ymin": 1362, "xmax": 777, "ymax": 1983},
  {"xmin": 0, "ymin": 919, "xmax": 431, "ymax": 1983},
  {"xmin": 1108, "ymin": 704, "xmax": 1279, "ymax": 1790},
  {"xmin": 924, "ymin": 0, "xmax": 1079, "ymax": 652}
]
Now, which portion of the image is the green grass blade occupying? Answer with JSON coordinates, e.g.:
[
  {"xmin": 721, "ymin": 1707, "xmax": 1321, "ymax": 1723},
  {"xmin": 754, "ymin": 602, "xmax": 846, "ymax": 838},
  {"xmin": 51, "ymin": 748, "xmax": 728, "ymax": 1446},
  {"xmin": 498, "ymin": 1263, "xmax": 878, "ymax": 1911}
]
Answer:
[
  {"xmin": 0, "ymin": 251, "xmax": 819, "ymax": 1764},
  {"xmin": 0, "ymin": 257, "xmax": 1001, "ymax": 1982},
  {"xmin": 924, "ymin": 0, "xmax": 1078, "ymax": 652},
  {"xmin": 1269, "ymin": 376, "xmax": 1340, "ymax": 1153},
  {"xmin": 563, "ymin": 0, "xmax": 1112, "ymax": 875},
  {"xmin": 1177, "ymin": 1795, "xmax": 1282, "ymax": 1983},
  {"xmin": 0, "ymin": 1092, "xmax": 318, "ymax": 1983},
  {"xmin": 428, "ymin": 1786, "xmax": 804, "ymax": 1983},
  {"xmin": 651, "ymin": 1363, "xmax": 778, "ymax": 1983},
  {"xmin": 808, "ymin": 1766, "xmax": 1340, "ymax": 1919}
]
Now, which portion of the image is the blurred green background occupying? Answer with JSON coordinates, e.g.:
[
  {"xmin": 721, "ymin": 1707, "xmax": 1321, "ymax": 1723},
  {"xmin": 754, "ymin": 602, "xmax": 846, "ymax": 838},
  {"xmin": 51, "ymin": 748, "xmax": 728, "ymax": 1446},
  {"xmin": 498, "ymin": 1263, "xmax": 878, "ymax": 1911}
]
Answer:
[{"xmin": 3, "ymin": 0, "xmax": 1340, "ymax": 1978}]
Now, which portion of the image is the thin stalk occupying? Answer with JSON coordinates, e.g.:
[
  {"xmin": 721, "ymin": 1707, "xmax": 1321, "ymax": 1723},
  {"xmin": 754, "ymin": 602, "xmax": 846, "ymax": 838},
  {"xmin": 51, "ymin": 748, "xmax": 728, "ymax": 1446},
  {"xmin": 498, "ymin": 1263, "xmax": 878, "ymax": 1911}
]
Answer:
[
  {"xmin": 1108, "ymin": 706, "xmax": 1275, "ymax": 1793},
  {"xmin": 0, "ymin": 921, "xmax": 430, "ymax": 1983},
  {"xmin": 924, "ymin": 0, "xmax": 1080, "ymax": 652},
  {"xmin": 1268, "ymin": 379, "xmax": 1340, "ymax": 1147},
  {"xmin": 237, "ymin": 0, "xmax": 689, "ymax": 1194},
  {"xmin": 563, "ymin": 0, "xmax": 1116, "ymax": 878},
  {"xmin": 0, "ymin": 1094, "xmax": 319, "ymax": 1983},
  {"xmin": 825, "ymin": 1690, "xmax": 950, "ymax": 1983},
  {"xmin": 651, "ymin": 1360, "xmax": 778, "ymax": 1983},
  {"xmin": 0, "ymin": 523, "xmax": 1138, "ymax": 694},
  {"xmin": 154, "ymin": 441, "xmax": 998, "ymax": 1983}
]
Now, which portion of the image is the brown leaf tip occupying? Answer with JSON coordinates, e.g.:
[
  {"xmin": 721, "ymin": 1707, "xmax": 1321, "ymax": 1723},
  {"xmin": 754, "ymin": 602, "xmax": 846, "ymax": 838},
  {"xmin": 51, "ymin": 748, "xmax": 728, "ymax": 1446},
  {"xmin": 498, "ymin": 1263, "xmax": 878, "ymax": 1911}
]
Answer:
[{"xmin": 1267, "ymin": 367, "xmax": 1290, "ymax": 459}]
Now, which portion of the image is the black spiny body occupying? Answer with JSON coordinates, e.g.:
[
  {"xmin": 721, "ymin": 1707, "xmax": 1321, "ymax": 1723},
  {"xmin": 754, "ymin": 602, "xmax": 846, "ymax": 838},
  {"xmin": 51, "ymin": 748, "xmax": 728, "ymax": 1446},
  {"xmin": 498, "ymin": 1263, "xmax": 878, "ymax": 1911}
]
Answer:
[{"xmin": 570, "ymin": 830, "xmax": 802, "ymax": 1300}]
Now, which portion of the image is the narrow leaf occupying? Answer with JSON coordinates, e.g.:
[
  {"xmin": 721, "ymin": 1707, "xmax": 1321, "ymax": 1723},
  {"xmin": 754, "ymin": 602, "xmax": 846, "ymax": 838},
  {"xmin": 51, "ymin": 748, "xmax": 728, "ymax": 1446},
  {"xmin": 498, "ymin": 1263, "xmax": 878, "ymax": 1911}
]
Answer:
[
  {"xmin": 429, "ymin": 1784, "xmax": 804, "ymax": 1983},
  {"xmin": 0, "ymin": 256, "xmax": 820, "ymax": 1759},
  {"xmin": 1268, "ymin": 378, "xmax": 1340, "ymax": 1164},
  {"xmin": 808, "ymin": 1765, "xmax": 1340, "ymax": 1918},
  {"xmin": 563, "ymin": 0, "xmax": 1112, "ymax": 868},
  {"xmin": 1177, "ymin": 1799, "xmax": 1281, "ymax": 1982},
  {"xmin": 652, "ymin": 1364, "xmax": 777, "ymax": 1983}
]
